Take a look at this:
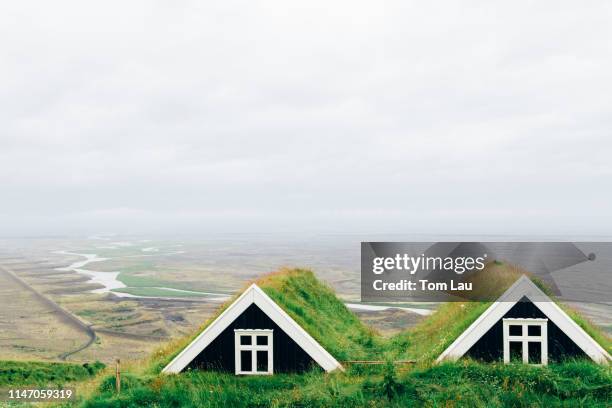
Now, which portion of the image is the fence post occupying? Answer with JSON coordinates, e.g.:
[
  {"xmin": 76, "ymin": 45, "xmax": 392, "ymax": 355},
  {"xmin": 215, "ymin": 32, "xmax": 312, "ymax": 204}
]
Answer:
[{"xmin": 116, "ymin": 359, "xmax": 121, "ymax": 394}]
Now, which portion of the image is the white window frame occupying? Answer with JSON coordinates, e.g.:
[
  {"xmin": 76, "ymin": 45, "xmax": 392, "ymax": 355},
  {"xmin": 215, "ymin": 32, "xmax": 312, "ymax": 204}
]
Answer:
[
  {"xmin": 234, "ymin": 329, "xmax": 273, "ymax": 375},
  {"xmin": 503, "ymin": 318, "xmax": 548, "ymax": 365}
]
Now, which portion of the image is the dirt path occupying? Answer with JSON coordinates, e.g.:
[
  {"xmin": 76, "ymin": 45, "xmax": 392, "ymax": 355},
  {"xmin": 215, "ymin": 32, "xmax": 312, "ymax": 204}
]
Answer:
[{"xmin": 0, "ymin": 263, "xmax": 97, "ymax": 360}]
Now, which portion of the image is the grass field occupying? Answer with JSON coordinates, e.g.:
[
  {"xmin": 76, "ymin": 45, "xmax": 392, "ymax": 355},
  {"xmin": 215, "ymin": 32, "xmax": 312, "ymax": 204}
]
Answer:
[
  {"xmin": 77, "ymin": 360, "xmax": 612, "ymax": 408},
  {"xmin": 0, "ymin": 360, "xmax": 105, "ymax": 387},
  {"xmin": 111, "ymin": 287, "xmax": 211, "ymax": 298}
]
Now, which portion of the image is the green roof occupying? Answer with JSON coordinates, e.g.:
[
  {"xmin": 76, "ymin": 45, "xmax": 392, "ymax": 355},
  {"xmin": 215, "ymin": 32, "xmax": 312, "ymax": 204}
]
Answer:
[
  {"xmin": 152, "ymin": 268, "xmax": 379, "ymax": 372},
  {"xmin": 392, "ymin": 262, "xmax": 611, "ymax": 363},
  {"xmin": 152, "ymin": 265, "xmax": 610, "ymax": 372}
]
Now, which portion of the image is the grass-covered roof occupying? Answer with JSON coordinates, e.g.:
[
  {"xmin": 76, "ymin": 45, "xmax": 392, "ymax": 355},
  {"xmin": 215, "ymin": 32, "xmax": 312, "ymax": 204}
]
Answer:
[
  {"xmin": 82, "ymin": 266, "xmax": 611, "ymax": 407},
  {"xmin": 391, "ymin": 262, "xmax": 611, "ymax": 363},
  {"xmin": 256, "ymin": 268, "xmax": 379, "ymax": 360},
  {"xmin": 152, "ymin": 264, "xmax": 610, "ymax": 372},
  {"xmin": 152, "ymin": 268, "xmax": 380, "ymax": 371}
]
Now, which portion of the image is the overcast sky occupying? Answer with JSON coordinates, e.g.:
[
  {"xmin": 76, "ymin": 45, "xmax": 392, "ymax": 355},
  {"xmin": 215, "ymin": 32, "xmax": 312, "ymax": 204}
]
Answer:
[{"xmin": 1, "ymin": 1, "xmax": 611, "ymax": 237}]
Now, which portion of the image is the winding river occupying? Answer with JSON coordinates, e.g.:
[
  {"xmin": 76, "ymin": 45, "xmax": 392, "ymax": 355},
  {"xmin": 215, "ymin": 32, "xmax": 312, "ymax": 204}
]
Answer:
[
  {"xmin": 53, "ymin": 250, "xmax": 432, "ymax": 315},
  {"xmin": 53, "ymin": 250, "xmax": 230, "ymax": 301}
]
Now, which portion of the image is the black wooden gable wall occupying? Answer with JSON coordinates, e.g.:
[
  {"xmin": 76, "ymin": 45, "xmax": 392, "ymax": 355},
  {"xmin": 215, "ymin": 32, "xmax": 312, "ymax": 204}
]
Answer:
[
  {"xmin": 186, "ymin": 304, "xmax": 317, "ymax": 373},
  {"xmin": 466, "ymin": 297, "xmax": 588, "ymax": 362}
]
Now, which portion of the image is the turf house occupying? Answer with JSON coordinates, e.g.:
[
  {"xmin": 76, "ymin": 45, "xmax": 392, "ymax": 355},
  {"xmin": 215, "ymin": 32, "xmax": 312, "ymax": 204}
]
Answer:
[
  {"xmin": 437, "ymin": 275, "xmax": 611, "ymax": 365},
  {"xmin": 162, "ymin": 282, "xmax": 343, "ymax": 375}
]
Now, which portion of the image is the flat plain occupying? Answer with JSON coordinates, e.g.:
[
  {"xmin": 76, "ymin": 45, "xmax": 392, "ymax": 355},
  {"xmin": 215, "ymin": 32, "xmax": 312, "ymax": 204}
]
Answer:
[{"xmin": 0, "ymin": 235, "xmax": 609, "ymax": 365}]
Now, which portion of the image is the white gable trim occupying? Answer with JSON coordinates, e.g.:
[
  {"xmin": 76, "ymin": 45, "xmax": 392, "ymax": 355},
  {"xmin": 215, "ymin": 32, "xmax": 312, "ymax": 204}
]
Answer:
[
  {"xmin": 162, "ymin": 284, "xmax": 343, "ymax": 373},
  {"xmin": 437, "ymin": 275, "xmax": 611, "ymax": 364}
]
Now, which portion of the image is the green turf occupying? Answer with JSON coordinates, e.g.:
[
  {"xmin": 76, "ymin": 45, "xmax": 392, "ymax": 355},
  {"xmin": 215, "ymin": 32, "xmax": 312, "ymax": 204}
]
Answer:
[
  {"xmin": 116, "ymin": 271, "xmax": 208, "ymax": 294},
  {"xmin": 24, "ymin": 268, "xmax": 612, "ymax": 407},
  {"xmin": 111, "ymin": 287, "xmax": 207, "ymax": 298},
  {"xmin": 80, "ymin": 360, "xmax": 611, "ymax": 407},
  {"xmin": 0, "ymin": 360, "xmax": 105, "ymax": 387},
  {"xmin": 259, "ymin": 269, "xmax": 380, "ymax": 361},
  {"xmin": 117, "ymin": 272, "xmax": 180, "ymax": 289}
]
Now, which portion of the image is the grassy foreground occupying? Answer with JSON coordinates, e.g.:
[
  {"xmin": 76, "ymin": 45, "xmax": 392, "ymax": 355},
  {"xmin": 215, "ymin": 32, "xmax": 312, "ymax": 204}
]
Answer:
[
  {"xmin": 0, "ymin": 360, "xmax": 105, "ymax": 387},
  {"xmin": 76, "ymin": 360, "xmax": 611, "ymax": 407},
  {"xmin": 7, "ymin": 267, "xmax": 610, "ymax": 407},
  {"xmin": 68, "ymin": 267, "xmax": 611, "ymax": 407}
]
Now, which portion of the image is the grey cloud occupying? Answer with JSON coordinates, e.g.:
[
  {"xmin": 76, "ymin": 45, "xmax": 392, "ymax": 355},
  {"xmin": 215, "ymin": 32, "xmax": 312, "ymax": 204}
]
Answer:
[{"xmin": 1, "ymin": 1, "xmax": 611, "ymax": 236}]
